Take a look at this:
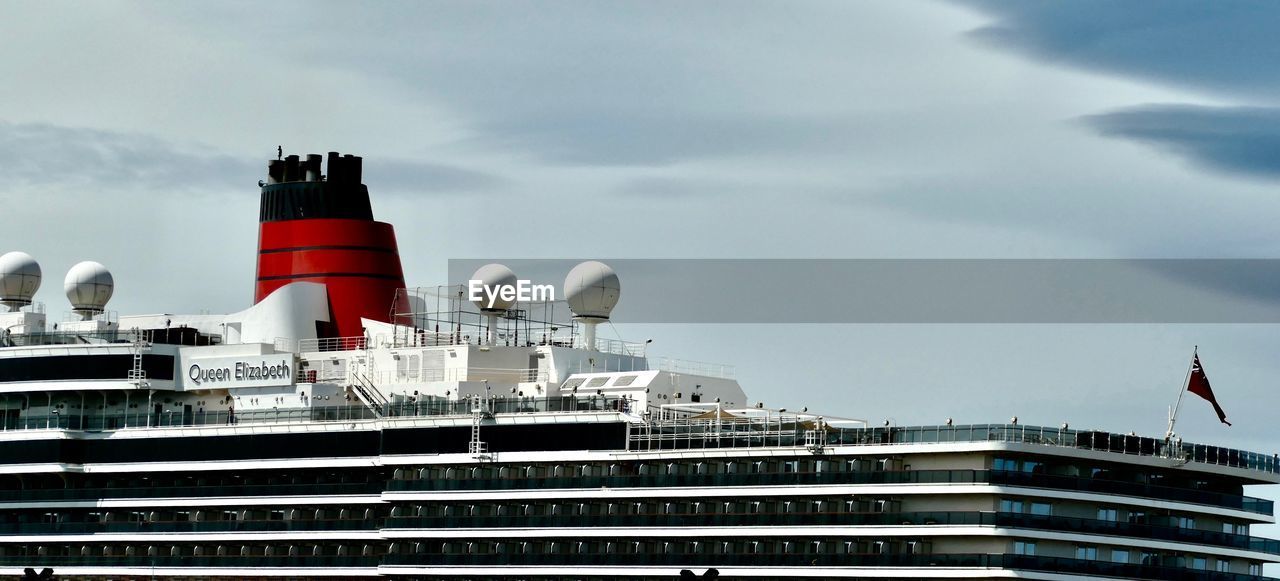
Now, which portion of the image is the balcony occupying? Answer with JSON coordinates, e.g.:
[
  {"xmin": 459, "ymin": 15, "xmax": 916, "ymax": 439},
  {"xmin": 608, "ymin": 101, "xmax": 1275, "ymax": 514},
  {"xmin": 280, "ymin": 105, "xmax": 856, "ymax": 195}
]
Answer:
[
  {"xmin": 628, "ymin": 421, "xmax": 1280, "ymax": 479},
  {"xmin": 0, "ymin": 481, "xmax": 381, "ymax": 503},
  {"xmin": 379, "ymin": 553, "xmax": 1272, "ymax": 580},
  {"xmin": 0, "ymin": 518, "xmax": 377, "ymax": 535},
  {"xmin": 383, "ymin": 510, "xmax": 1280, "ymax": 556},
  {"xmin": 0, "ymin": 555, "xmax": 376, "ymax": 568},
  {"xmin": 0, "ymin": 553, "xmax": 1266, "ymax": 580},
  {"xmin": 387, "ymin": 469, "xmax": 1274, "ymax": 516}
]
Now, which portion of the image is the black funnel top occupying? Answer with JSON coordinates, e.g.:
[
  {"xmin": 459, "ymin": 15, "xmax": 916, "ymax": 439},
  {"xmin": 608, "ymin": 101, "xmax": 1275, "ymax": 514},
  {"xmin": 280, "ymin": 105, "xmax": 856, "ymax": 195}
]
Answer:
[{"xmin": 259, "ymin": 151, "xmax": 373, "ymax": 222}]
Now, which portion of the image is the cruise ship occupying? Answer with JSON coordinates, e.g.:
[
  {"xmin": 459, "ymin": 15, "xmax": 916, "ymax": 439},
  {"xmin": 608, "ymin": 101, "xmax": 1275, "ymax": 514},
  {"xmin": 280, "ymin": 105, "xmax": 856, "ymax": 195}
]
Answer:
[{"xmin": 0, "ymin": 151, "xmax": 1276, "ymax": 580}]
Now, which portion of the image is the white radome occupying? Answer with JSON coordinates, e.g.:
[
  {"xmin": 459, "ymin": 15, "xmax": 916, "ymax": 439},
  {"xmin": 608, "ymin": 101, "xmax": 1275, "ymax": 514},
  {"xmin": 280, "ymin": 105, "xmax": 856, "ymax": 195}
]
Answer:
[
  {"xmin": 64, "ymin": 261, "xmax": 114, "ymax": 312},
  {"xmin": 564, "ymin": 260, "xmax": 620, "ymax": 320},
  {"xmin": 0, "ymin": 251, "xmax": 42, "ymax": 306},
  {"xmin": 470, "ymin": 263, "xmax": 518, "ymax": 312}
]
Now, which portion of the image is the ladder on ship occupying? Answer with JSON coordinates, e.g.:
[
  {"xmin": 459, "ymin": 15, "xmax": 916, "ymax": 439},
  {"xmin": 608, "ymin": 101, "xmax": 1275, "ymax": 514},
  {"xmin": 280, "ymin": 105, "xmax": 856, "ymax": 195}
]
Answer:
[
  {"xmin": 469, "ymin": 396, "xmax": 491, "ymax": 459},
  {"xmin": 127, "ymin": 329, "xmax": 149, "ymax": 389},
  {"xmin": 351, "ymin": 373, "xmax": 389, "ymax": 418}
]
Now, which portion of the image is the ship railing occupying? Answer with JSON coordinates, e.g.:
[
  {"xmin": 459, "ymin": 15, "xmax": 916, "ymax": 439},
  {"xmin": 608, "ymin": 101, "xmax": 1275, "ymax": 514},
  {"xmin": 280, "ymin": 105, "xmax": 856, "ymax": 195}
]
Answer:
[
  {"xmin": 382, "ymin": 394, "xmax": 633, "ymax": 418},
  {"xmin": 290, "ymin": 332, "xmax": 456, "ymax": 353},
  {"xmin": 628, "ymin": 415, "xmax": 809, "ymax": 451},
  {"xmin": 0, "ymin": 517, "xmax": 380, "ymax": 534},
  {"xmin": 378, "ymin": 553, "xmax": 1275, "ymax": 580},
  {"xmin": 0, "ymin": 555, "xmax": 379, "ymax": 568},
  {"xmin": 0, "ymin": 553, "xmax": 1261, "ymax": 580},
  {"xmin": 0, "ymin": 395, "xmax": 634, "ymax": 433},
  {"xmin": 0, "ymin": 481, "xmax": 381, "ymax": 503},
  {"xmin": 0, "ymin": 406, "xmax": 382, "ymax": 431},
  {"xmin": 316, "ymin": 368, "xmax": 550, "ymax": 386},
  {"xmin": 294, "ymin": 367, "xmax": 346, "ymax": 384},
  {"xmin": 559, "ymin": 335, "xmax": 648, "ymax": 357},
  {"xmin": 626, "ymin": 420, "xmax": 1280, "ymax": 476},
  {"xmin": 372, "ymin": 330, "xmax": 483, "ymax": 349},
  {"xmin": 390, "ymin": 468, "xmax": 1274, "ymax": 516},
  {"xmin": 562, "ymin": 358, "xmax": 652, "ymax": 376},
  {"xmin": 295, "ymin": 336, "xmax": 369, "ymax": 352},
  {"xmin": 465, "ymin": 367, "xmax": 547, "ymax": 383},
  {"xmin": 7, "ymin": 510, "xmax": 1278, "ymax": 555},
  {"xmin": 537, "ymin": 334, "xmax": 648, "ymax": 356},
  {"xmin": 653, "ymin": 357, "xmax": 736, "ymax": 379},
  {"xmin": 1, "ymin": 328, "xmax": 148, "ymax": 347},
  {"xmin": 290, "ymin": 332, "xmax": 650, "ymax": 353},
  {"xmin": 273, "ymin": 337, "xmax": 298, "ymax": 352},
  {"xmin": 376, "ymin": 510, "xmax": 1280, "ymax": 554},
  {"xmin": 282, "ymin": 331, "xmax": 653, "ymax": 356}
]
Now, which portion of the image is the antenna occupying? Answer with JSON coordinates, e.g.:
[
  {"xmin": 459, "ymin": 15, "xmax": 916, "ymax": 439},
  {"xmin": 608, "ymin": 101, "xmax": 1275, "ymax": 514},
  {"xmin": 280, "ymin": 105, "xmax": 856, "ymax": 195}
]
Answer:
[
  {"xmin": 564, "ymin": 261, "xmax": 620, "ymax": 351},
  {"xmin": 469, "ymin": 264, "xmax": 517, "ymax": 346},
  {"xmin": 63, "ymin": 261, "xmax": 114, "ymax": 320},
  {"xmin": 0, "ymin": 252, "xmax": 41, "ymax": 312}
]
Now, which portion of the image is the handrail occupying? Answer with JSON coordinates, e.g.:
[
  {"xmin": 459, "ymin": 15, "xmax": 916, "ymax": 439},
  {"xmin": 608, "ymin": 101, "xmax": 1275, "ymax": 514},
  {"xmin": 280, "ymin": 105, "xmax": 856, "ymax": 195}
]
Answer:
[
  {"xmin": 0, "ymin": 517, "xmax": 379, "ymax": 535},
  {"xmin": 654, "ymin": 357, "xmax": 736, "ymax": 379},
  {"xmin": 627, "ymin": 421, "xmax": 1280, "ymax": 477},
  {"xmin": 381, "ymin": 510, "xmax": 1280, "ymax": 555},
  {"xmin": 380, "ymin": 553, "xmax": 1273, "ymax": 581},
  {"xmin": 4, "ymin": 410, "xmax": 1276, "ymax": 483},
  {"xmin": 0, "ymin": 555, "xmax": 378, "ymax": 568},
  {"xmin": 386, "ymin": 468, "xmax": 1274, "ymax": 515},
  {"xmin": 568, "ymin": 335, "xmax": 648, "ymax": 357},
  {"xmin": 0, "ymin": 396, "xmax": 633, "ymax": 432},
  {"xmin": 291, "ymin": 333, "xmax": 650, "ymax": 356},
  {"xmin": 0, "ymin": 481, "xmax": 382, "ymax": 503},
  {"xmin": 351, "ymin": 373, "xmax": 389, "ymax": 417},
  {"xmin": 0, "ymin": 553, "xmax": 1267, "ymax": 580}
]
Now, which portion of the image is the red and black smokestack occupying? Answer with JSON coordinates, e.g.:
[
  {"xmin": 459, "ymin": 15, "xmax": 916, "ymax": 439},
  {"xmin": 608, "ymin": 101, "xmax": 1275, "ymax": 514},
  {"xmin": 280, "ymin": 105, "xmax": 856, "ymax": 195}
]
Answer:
[{"xmin": 255, "ymin": 151, "xmax": 406, "ymax": 338}]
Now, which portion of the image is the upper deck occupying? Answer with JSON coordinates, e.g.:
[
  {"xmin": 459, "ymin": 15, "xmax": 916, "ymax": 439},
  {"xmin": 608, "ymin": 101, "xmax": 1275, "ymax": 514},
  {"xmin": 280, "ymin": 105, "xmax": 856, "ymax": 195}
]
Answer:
[{"xmin": 0, "ymin": 390, "xmax": 1274, "ymax": 485}]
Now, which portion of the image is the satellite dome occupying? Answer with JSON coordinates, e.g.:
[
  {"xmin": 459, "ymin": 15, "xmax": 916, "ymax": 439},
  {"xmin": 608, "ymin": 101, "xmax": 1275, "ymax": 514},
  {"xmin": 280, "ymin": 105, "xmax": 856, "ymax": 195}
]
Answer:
[
  {"xmin": 470, "ymin": 263, "xmax": 518, "ymax": 312},
  {"xmin": 0, "ymin": 251, "xmax": 41, "ymax": 308},
  {"xmin": 64, "ymin": 261, "xmax": 114, "ymax": 313},
  {"xmin": 564, "ymin": 261, "xmax": 620, "ymax": 320}
]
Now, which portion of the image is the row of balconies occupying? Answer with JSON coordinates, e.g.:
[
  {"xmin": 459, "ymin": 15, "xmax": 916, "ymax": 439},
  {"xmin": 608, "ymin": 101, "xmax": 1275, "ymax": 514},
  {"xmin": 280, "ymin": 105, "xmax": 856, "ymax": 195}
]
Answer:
[
  {"xmin": 0, "ymin": 510, "xmax": 1272, "ymax": 556},
  {"xmin": 0, "ymin": 551, "xmax": 1261, "ymax": 581}
]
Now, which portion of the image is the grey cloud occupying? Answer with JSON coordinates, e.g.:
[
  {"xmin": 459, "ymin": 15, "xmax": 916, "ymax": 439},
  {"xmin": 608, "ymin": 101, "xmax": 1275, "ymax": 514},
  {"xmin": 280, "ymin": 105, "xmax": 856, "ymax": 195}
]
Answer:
[
  {"xmin": 474, "ymin": 113, "xmax": 858, "ymax": 167},
  {"xmin": 615, "ymin": 176, "xmax": 716, "ymax": 199},
  {"xmin": 614, "ymin": 175, "xmax": 762, "ymax": 199},
  {"xmin": 951, "ymin": 2, "xmax": 1280, "ymax": 187},
  {"xmin": 1082, "ymin": 105, "xmax": 1280, "ymax": 181},
  {"xmin": 0, "ymin": 121, "xmax": 256, "ymax": 193},
  {"xmin": 0, "ymin": 121, "xmax": 502, "ymax": 196},
  {"xmin": 170, "ymin": 2, "xmax": 882, "ymax": 167},
  {"xmin": 616, "ymin": 174, "xmax": 852, "ymax": 201},
  {"xmin": 953, "ymin": 1, "xmax": 1280, "ymax": 98},
  {"xmin": 364, "ymin": 158, "xmax": 505, "ymax": 194}
]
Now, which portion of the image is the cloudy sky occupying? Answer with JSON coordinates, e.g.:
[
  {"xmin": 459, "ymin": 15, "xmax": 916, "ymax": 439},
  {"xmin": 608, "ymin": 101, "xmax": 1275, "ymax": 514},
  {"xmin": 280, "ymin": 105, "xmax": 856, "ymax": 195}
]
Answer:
[{"xmin": 2, "ymin": 2, "xmax": 1278, "ymax": 472}]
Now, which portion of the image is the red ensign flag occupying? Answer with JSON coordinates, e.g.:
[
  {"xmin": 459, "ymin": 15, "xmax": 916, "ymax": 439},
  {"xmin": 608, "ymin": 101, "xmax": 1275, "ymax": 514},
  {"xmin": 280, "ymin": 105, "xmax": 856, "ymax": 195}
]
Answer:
[{"xmin": 1188, "ymin": 354, "xmax": 1231, "ymax": 426}]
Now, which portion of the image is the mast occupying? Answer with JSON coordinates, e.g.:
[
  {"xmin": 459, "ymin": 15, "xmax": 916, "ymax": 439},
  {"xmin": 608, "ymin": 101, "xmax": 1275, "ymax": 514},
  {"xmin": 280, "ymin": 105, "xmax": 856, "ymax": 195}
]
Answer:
[{"xmin": 1165, "ymin": 346, "xmax": 1196, "ymax": 440}]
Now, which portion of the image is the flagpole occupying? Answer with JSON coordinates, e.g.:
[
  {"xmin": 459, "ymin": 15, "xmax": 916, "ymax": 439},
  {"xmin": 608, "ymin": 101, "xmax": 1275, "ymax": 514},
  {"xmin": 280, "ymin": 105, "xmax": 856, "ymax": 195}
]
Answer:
[{"xmin": 1166, "ymin": 346, "xmax": 1196, "ymax": 439}]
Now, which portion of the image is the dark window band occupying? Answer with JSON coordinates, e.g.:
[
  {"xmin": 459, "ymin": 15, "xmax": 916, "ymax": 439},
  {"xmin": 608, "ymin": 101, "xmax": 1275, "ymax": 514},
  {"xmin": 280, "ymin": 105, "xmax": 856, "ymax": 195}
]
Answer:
[
  {"xmin": 0, "ymin": 354, "xmax": 174, "ymax": 383},
  {"xmin": 259, "ymin": 182, "xmax": 373, "ymax": 222}
]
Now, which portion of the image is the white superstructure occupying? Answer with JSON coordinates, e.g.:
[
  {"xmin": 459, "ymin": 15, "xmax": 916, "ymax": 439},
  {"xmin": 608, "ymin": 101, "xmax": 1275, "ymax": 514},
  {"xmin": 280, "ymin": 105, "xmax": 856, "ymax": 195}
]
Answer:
[{"xmin": 0, "ymin": 152, "xmax": 1272, "ymax": 581}]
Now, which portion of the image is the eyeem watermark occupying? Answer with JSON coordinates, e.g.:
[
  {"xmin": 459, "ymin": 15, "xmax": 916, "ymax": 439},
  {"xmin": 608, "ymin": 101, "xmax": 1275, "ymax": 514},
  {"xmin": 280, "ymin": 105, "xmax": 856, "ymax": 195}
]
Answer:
[
  {"xmin": 468, "ymin": 279, "xmax": 555, "ymax": 309},
  {"xmin": 452, "ymin": 258, "xmax": 1280, "ymax": 323}
]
